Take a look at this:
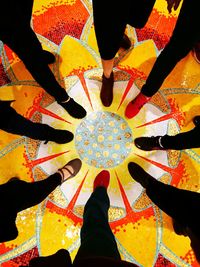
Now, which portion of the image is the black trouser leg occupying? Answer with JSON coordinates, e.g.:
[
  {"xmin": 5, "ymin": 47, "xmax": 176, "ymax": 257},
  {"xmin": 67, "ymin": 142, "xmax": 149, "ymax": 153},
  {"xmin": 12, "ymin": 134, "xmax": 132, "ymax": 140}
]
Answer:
[
  {"xmin": 0, "ymin": 105, "xmax": 57, "ymax": 141},
  {"xmin": 0, "ymin": 173, "xmax": 61, "ymax": 242},
  {"xmin": 141, "ymin": 0, "xmax": 200, "ymax": 97},
  {"xmin": 1, "ymin": 27, "xmax": 68, "ymax": 102},
  {"xmin": 161, "ymin": 126, "xmax": 200, "ymax": 150},
  {"xmin": 127, "ymin": 0, "xmax": 156, "ymax": 28},
  {"xmin": 74, "ymin": 187, "xmax": 121, "ymax": 262},
  {"xmin": 92, "ymin": 0, "xmax": 127, "ymax": 60},
  {"xmin": 146, "ymin": 177, "xmax": 200, "ymax": 228},
  {"xmin": 0, "ymin": 173, "xmax": 61, "ymax": 212},
  {"xmin": 148, "ymin": 177, "xmax": 200, "ymax": 263},
  {"xmin": 92, "ymin": 0, "xmax": 156, "ymax": 60}
]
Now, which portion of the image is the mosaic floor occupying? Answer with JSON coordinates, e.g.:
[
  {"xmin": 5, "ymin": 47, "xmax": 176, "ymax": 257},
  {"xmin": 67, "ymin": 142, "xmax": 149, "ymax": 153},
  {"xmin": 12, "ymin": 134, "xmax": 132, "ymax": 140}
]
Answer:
[{"xmin": 0, "ymin": 0, "xmax": 200, "ymax": 266}]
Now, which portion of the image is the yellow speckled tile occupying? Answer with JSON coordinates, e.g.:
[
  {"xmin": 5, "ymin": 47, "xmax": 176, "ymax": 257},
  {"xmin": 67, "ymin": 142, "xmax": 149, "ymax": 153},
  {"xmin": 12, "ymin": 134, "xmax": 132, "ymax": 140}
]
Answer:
[{"xmin": 0, "ymin": 0, "xmax": 200, "ymax": 266}]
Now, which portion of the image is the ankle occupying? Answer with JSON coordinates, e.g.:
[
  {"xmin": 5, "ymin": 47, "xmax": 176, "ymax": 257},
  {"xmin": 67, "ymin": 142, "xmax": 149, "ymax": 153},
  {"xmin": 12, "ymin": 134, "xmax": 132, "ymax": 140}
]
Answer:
[
  {"xmin": 59, "ymin": 96, "xmax": 71, "ymax": 104},
  {"xmin": 131, "ymin": 92, "xmax": 150, "ymax": 104},
  {"xmin": 158, "ymin": 136, "xmax": 164, "ymax": 148},
  {"xmin": 57, "ymin": 170, "xmax": 66, "ymax": 184},
  {"xmin": 103, "ymin": 71, "xmax": 113, "ymax": 79},
  {"xmin": 55, "ymin": 172, "xmax": 63, "ymax": 185},
  {"xmin": 140, "ymin": 92, "xmax": 151, "ymax": 100}
]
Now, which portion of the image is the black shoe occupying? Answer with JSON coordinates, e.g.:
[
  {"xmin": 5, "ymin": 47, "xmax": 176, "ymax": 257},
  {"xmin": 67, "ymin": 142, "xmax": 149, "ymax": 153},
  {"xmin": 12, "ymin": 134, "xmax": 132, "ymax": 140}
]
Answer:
[
  {"xmin": 134, "ymin": 136, "xmax": 164, "ymax": 151},
  {"xmin": 120, "ymin": 34, "xmax": 132, "ymax": 50},
  {"xmin": 42, "ymin": 50, "xmax": 56, "ymax": 64},
  {"xmin": 58, "ymin": 97, "xmax": 86, "ymax": 119},
  {"xmin": 128, "ymin": 162, "xmax": 152, "ymax": 188},
  {"xmin": 45, "ymin": 129, "xmax": 74, "ymax": 144},
  {"xmin": 193, "ymin": 116, "xmax": 200, "ymax": 127}
]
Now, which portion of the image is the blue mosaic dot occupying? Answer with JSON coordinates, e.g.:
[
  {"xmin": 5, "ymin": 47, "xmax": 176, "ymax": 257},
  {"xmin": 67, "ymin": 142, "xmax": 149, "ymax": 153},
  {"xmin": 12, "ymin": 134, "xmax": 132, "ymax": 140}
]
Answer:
[{"xmin": 75, "ymin": 111, "xmax": 133, "ymax": 168}]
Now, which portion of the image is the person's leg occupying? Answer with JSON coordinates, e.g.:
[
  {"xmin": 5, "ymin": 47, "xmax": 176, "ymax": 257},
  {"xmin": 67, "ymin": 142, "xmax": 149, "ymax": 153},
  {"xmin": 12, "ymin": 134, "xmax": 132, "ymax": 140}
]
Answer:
[
  {"xmin": 15, "ymin": 0, "xmax": 34, "ymax": 26},
  {"xmin": 101, "ymin": 59, "xmax": 115, "ymax": 79},
  {"xmin": 0, "ymin": 208, "xmax": 18, "ymax": 243},
  {"xmin": 193, "ymin": 41, "xmax": 200, "ymax": 64},
  {"xmin": 0, "ymin": 101, "xmax": 73, "ymax": 144},
  {"xmin": 127, "ymin": 0, "xmax": 156, "ymax": 28},
  {"xmin": 0, "ymin": 158, "xmax": 82, "ymax": 242},
  {"xmin": 3, "ymin": 173, "xmax": 62, "ymax": 212},
  {"xmin": 7, "ymin": 158, "xmax": 81, "ymax": 212},
  {"xmin": 128, "ymin": 162, "xmax": 200, "ymax": 227},
  {"xmin": 3, "ymin": 27, "xmax": 66, "ymax": 101},
  {"xmin": 160, "ymin": 126, "xmax": 200, "ymax": 150},
  {"xmin": 146, "ymin": 179, "xmax": 199, "ymax": 225},
  {"xmin": 92, "ymin": 0, "xmax": 128, "ymax": 65},
  {"xmin": 24, "ymin": 249, "xmax": 72, "ymax": 267},
  {"xmin": 128, "ymin": 162, "xmax": 200, "ymax": 261},
  {"xmin": 122, "ymin": 0, "xmax": 156, "ymax": 118},
  {"xmin": 92, "ymin": 0, "xmax": 127, "ymax": 107},
  {"xmin": 142, "ymin": 0, "xmax": 199, "ymax": 97},
  {"xmin": 1, "ymin": 28, "xmax": 86, "ymax": 119},
  {"xmin": 134, "ymin": 125, "xmax": 200, "ymax": 151},
  {"xmin": 74, "ymin": 171, "xmax": 121, "ymax": 262},
  {"xmin": 125, "ymin": 0, "xmax": 200, "ymax": 118},
  {"xmin": 0, "ymin": 173, "xmax": 61, "ymax": 243},
  {"xmin": 128, "ymin": 162, "xmax": 200, "ymax": 262}
]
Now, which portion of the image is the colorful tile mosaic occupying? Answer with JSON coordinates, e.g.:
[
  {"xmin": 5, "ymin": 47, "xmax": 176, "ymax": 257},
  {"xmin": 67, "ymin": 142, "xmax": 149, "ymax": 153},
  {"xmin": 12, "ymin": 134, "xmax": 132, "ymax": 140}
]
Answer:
[{"xmin": 0, "ymin": 0, "xmax": 200, "ymax": 266}]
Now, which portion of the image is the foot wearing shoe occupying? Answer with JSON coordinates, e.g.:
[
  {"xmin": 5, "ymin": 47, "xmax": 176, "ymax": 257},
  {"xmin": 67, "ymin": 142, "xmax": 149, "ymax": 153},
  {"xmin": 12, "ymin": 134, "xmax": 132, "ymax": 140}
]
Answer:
[
  {"xmin": 45, "ymin": 129, "xmax": 74, "ymax": 144},
  {"xmin": 193, "ymin": 116, "xmax": 200, "ymax": 127},
  {"xmin": 100, "ymin": 71, "xmax": 114, "ymax": 107},
  {"xmin": 128, "ymin": 162, "xmax": 154, "ymax": 188},
  {"xmin": 193, "ymin": 43, "xmax": 200, "ymax": 64},
  {"xmin": 125, "ymin": 93, "xmax": 151, "ymax": 119},
  {"xmin": 42, "ymin": 50, "xmax": 56, "ymax": 64},
  {"xmin": 120, "ymin": 34, "xmax": 132, "ymax": 50},
  {"xmin": 57, "ymin": 158, "xmax": 82, "ymax": 183},
  {"xmin": 134, "ymin": 136, "xmax": 165, "ymax": 151},
  {"xmin": 58, "ymin": 97, "xmax": 86, "ymax": 119},
  {"xmin": 93, "ymin": 170, "xmax": 110, "ymax": 191}
]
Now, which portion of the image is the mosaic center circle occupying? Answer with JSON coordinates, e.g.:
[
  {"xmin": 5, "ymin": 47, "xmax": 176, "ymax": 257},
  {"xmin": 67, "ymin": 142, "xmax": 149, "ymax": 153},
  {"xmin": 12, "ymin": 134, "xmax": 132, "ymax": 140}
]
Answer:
[{"xmin": 75, "ymin": 111, "xmax": 133, "ymax": 168}]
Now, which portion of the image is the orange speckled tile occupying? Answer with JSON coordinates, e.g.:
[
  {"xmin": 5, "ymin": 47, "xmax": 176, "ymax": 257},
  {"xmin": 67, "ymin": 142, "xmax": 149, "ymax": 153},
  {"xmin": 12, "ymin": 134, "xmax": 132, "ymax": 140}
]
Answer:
[{"xmin": 0, "ymin": 0, "xmax": 200, "ymax": 266}]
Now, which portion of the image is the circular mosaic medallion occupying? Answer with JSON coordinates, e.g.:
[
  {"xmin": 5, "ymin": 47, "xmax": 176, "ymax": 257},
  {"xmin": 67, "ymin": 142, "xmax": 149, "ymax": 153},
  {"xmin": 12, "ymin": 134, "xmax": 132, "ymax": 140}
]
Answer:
[{"xmin": 75, "ymin": 111, "xmax": 133, "ymax": 168}]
